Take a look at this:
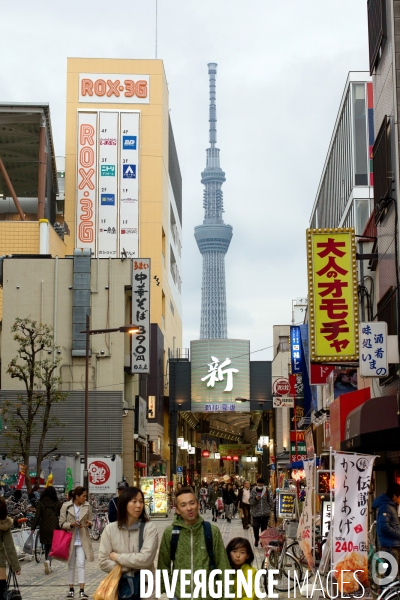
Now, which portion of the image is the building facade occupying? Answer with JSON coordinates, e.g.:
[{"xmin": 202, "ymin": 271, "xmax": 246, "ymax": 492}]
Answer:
[{"xmin": 309, "ymin": 72, "xmax": 374, "ymax": 235}]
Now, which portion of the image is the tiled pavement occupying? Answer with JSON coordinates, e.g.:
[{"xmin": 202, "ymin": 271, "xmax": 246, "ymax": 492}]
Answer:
[{"xmin": 16, "ymin": 511, "xmax": 285, "ymax": 600}]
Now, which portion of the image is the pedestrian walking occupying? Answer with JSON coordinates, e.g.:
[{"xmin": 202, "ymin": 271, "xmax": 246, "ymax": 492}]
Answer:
[
  {"xmin": 223, "ymin": 482, "xmax": 236, "ymax": 523},
  {"xmin": 249, "ymin": 477, "xmax": 272, "ymax": 547},
  {"xmin": 108, "ymin": 480, "xmax": 129, "ymax": 524},
  {"xmin": 99, "ymin": 486, "xmax": 158, "ymax": 599},
  {"xmin": 372, "ymin": 482, "xmax": 400, "ymax": 580},
  {"xmin": 226, "ymin": 537, "xmax": 257, "ymax": 600},
  {"xmin": 0, "ymin": 497, "xmax": 21, "ymax": 597},
  {"xmin": 31, "ymin": 485, "xmax": 62, "ymax": 575},
  {"xmin": 238, "ymin": 480, "xmax": 251, "ymax": 529},
  {"xmin": 158, "ymin": 487, "xmax": 230, "ymax": 600},
  {"xmin": 209, "ymin": 483, "xmax": 222, "ymax": 521},
  {"xmin": 59, "ymin": 486, "xmax": 94, "ymax": 599}
]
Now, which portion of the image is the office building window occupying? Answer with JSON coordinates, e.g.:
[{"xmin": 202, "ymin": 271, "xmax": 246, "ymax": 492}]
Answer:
[
  {"xmin": 353, "ymin": 84, "xmax": 368, "ymax": 186},
  {"xmin": 373, "ymin": 116, "xmax": 392, "ymax": 222},
  {"xmin": 368, "ymin": 0, "xmax": 387, "ymax": 74}
]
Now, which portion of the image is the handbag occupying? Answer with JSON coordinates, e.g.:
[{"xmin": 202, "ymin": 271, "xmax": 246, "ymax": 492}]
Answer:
[
  {"xmin": 22, "ymin": 532, "xmax": 34, "ymax": 555},
  {"xmin": 49, "ymin": 529, "xmax": 73, "ymax": 561},
  {"xmin": 94, "ymin": 565, "xmax": 122, "ymax": 600},
  {"xmin": 4, "ymin": 568, "xmax": 21, "ymax": 600}
]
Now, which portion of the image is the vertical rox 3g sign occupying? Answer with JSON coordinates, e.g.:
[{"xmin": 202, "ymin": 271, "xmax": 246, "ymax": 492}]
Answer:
[
  {"xmin": 77, "ymin": 113, "xmax": 97, "ymax": 248},
  {"xmin": 79, "ymin": 73, "xmax": 150, "ymax": 104}
]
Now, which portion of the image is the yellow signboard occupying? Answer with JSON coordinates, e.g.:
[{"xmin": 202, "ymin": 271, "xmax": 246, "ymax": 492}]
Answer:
[{"xmin": 307, "ymin": 228, "xmax": 358, "ymax": 362}]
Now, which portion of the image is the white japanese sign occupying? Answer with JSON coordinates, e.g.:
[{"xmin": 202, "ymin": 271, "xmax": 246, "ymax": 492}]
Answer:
[
  {"xmin": 321, "ymin": 499, "xmax": 335, "ymax": 538},
  {"xmin": 98, "ymin": 111, "xmax": 118, "ymax": 256},
  {"xmin": 119, "ymin": 112, "xmax": 139, "ymax": 258},
  {"xmin": 333, "ymin": 453, "xmax": 375, "ymax": 595},
  {"xmin": 360, "ymin": 322, "xmax": 388, "ymax": 377},
  {"xmin": 273, "ymin": 396, "xmax": 294, "ymax": 408},
  {"xmin": 131, "ymin": 259, "xmax": 150, "ymax": 373},
  {"xmin": 201, "ymin": 356, "xmax": 239, "ymax": 392}
]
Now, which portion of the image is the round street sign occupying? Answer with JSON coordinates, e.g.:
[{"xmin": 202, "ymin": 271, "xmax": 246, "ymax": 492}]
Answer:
[{"xmin": 273, "ymin": 378, "xmax": 290, "ymax": 396}]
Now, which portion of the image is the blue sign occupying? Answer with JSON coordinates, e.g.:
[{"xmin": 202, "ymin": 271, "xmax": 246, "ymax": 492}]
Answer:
[
  {"xmin": 123, "ymin": 136, "xmax": 137, "ymax": 150},
  {"xmin": 101, "ymin": 194, "xmax": 115, "ymax": 206},
  {"xmin": 176, "ymin": 466, "xmax": 183, "ymax": 474},
  {"xmin": 123, "ymin": 164, "xmax": 136, "ymax": 179},
  {"xmin": 290, "ymin": 325, "xmax": 302, "ymax": 374}
]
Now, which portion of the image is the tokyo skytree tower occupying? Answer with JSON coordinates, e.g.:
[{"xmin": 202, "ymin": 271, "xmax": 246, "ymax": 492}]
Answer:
[{"xmin": 195, "ymin": 63, "xmax": 233, "ymax": 339}]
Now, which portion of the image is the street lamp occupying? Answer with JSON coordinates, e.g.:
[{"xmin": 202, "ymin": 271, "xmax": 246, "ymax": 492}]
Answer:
[{"xmin": 80, "ymin": 315, "xmax": 140, "ymax": 489}]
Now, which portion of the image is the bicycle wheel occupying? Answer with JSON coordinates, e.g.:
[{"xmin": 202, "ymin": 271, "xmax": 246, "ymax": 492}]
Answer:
[
  {"xmin": 91, "ymin": 522, "xmax": 101, "ymax": 541},
  {"xmin": 379, "ymin": 586, "xmax": 400, "ymax": 600},
  {"xmin": 287, "ymin": 540, "xmax": 307, "ymax": 564},
  {"xmin": 34, "ymin": 532, "xmax": 43, "ymax": 563},
  {"xmin": 266, "ymin": 549, "xmax": 302, "ymax": 592}
]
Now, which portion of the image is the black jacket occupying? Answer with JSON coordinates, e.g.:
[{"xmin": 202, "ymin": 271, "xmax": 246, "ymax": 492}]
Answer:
[
  {"xmin": 108, "ymin": 496, "xmax": 118, "ymax": 523},
  {"xmin": 222, "ymin": 488, "xmax": 236, "ymax": 505},
  {"xmin": 31, "ymin": 497, "xmax": 62, "ymax": 545}
]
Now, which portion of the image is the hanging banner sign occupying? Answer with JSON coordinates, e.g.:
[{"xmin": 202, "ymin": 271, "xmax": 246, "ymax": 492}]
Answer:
[
  {"xmin": 290, "ymin": 325, "xmax": 302, "ymax": 373},
  {"xmin": 131, "ymin": 259, "xmax": 151, "ymax": 373},
  {"xmin": 333, "ymin": 452, "xmax": 375, "ymax": 595},
  {"xmin": 307, "ymin": 228, "xmax": 359, "ymax": 363},
  {"xmin": 360, "ymin": 322, "xmax": 388, "ymax": 377},
  {"xmin": 297, "ymin": 457, "xmax": 315, "ymax": 571},
  {"xmin": 98, "ymin": 111, "xmax": 119, "ymax": 256},
  {"xmin": 310, "ymin": 363, "xmax": 335, "ymax": 384}
]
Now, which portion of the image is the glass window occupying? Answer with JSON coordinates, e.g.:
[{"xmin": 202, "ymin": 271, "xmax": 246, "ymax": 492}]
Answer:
[
  {"xmin": 353, "ymin": 84, "xmax": 368, "ymax": 186},
  {"xmin": 355, "ymin": 198, "xmax": 370, "ymax": 235}
]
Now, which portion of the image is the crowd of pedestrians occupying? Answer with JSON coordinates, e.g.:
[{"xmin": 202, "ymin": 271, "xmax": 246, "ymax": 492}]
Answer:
[{"xmin": 0, "ymin": 477, "xmax": 273, "ymax": 599}]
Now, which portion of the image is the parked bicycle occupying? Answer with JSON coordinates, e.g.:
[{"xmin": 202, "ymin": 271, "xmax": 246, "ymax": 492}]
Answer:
[
  {"xmin": 90, "ymin": 512, "xmax": 109, "ymax": 541},
  {"xmin": 262, "ymin": 521, "xmax": 302, "ymax": 591}
]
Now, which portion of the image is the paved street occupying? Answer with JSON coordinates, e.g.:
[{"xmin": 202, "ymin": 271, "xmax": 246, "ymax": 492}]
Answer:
[{"xmin": 16, "ymin": 510, "xmax": 271, "ymax": 600}]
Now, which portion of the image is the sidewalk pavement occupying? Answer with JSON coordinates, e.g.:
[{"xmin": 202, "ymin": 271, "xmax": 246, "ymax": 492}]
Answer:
[{"xmin": 16, "ymin": 511, "xmax": 273, "ymax": 600}]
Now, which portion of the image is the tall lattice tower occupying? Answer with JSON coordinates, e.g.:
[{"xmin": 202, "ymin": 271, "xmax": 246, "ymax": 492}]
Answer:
[{"xmin": 195, "ymin": 63, "xmax": 233, "ymax": 339}]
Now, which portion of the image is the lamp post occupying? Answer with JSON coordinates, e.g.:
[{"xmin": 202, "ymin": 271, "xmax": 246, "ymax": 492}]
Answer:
[{"xmin": 80, "ymin": 315, "xmax": 140, "ymax": 490}]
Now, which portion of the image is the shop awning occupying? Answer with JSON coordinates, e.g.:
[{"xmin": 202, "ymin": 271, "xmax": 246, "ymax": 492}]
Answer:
[
  {"xmin": 286, "ymin": 458, "xmax": 321, "ymax": 469},
  {"xmin": 341, "ymin": 394, "xmax": 400, "ymax": 451}
]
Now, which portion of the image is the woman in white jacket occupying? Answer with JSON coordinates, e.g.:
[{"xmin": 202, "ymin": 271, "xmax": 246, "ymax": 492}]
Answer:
[{"xmin": 99, "ymin": 486, "xmax": 158, "ymax": 600}]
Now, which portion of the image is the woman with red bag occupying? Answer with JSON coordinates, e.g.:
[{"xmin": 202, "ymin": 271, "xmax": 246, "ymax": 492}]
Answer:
[
  {"xmin": 0, "ymin": 497, "xmax": 21, "ymax": 597},
  {"xmin": 59, "ymin": 486, "xmax": 94, "ymax": 599}
]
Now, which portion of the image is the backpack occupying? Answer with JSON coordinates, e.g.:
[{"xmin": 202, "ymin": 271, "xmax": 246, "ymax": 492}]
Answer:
[{"xmin": 170, "ymin": 521, "xmax": 215, "ymax": 570}]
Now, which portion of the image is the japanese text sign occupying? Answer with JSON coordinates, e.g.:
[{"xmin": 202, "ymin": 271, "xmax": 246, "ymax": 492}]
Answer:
[
  {"xmin": 290, "ymin": 326, "xmax": 302, "ymax": 373},
  {"xmin": 297, "ymin": 458, "xmax": 315, "ymax": 570},
  {"xmin": 278, "ymin": 492, "xmax": 296, "ymax": 517},
  {"xmin": 360, "ymin": 322, "xmax": 388, "ymax": 377},
  {"xmin": 321, "ymin": 500, "xmax": 335, "ymax": 538},
  {"xmin": 131, "ymin": 259, "xmax": 151, "ymax": 373},
  {"xmin": 307, "ymin": 229, "xmax": 359, "ymax": 362},
  {"xmin": 333, "ymin": 453, "xmax": 375, "ymax": 594}
]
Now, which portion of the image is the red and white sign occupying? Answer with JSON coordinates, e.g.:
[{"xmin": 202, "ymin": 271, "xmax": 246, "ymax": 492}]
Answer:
[
  {"xmin": 310, "ymin": 363, "xmax": 335, "ymax": 384},
  {"xmin": 79, "ymin": 74, "xmax": 150, "ymax": 104},
  {"xmin": 80, "ymin": 457, "xmax": 117, "ymax": 494},
  {"xmin": 272, "ymin": 377, "xmax": 290, "ymax": 396}
]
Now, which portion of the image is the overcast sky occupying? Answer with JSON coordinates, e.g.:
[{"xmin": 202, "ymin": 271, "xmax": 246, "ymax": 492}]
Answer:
[{"xmin": 1, "ymin": 1, "xmax": 369, "ymax": 361}]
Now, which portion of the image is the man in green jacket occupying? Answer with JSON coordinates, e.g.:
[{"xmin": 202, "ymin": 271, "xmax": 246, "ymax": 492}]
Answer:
[{"xmin": 157, "ymin": 487, "xmax": 231, "ymax": 599}]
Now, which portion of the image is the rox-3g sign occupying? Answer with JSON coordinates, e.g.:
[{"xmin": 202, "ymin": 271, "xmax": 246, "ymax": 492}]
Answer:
[{"xmin": 79, "ymin": 73, "xmax": 150, "ymax": 104}]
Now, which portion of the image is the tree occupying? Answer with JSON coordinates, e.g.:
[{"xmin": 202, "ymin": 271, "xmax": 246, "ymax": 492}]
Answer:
[{"xmin": 3, "ymin": 317, "xmax": 67, "ymax": 492}]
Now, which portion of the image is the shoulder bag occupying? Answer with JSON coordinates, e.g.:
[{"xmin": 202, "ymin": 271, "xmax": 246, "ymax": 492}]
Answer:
[{"xmin": 4, "ymin": 568, "xmax": 22, "ymax": 600}]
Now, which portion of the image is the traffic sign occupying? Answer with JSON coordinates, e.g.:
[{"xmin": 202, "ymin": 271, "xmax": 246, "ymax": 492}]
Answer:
[{"xmin": 176, "ymin": 466, "xmax": 183, "ymax": 474}]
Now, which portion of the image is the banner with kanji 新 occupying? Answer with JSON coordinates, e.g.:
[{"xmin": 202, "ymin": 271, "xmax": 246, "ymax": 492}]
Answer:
[
  {"xmin": 307, "ymin": 228, "xmax": 358, "ymax": 362},
  {"xmin": 333, "ymin": 453, "xmax": 375, "ymax": 595}
]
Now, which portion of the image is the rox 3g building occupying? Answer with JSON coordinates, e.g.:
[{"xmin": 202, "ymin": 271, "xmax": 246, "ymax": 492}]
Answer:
[{"xmin": 0, "ymin": 59, "xmax": 183, "ymax": 484}]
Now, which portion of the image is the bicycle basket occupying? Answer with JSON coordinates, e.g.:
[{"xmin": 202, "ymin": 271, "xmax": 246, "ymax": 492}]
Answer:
[
  {"xmin": 260, "ymin": 527, "xmax": 285, "ymax": 546},
  {"xmin": 284, "ymin": 520, "xmax": 299, "ymax": 539}
]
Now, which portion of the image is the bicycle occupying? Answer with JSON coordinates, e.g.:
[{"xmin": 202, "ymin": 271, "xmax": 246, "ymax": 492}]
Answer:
[
  {"xmin": 262, "ymin": 522, "xmax": 302, "ymax": 592},
  {"xmin": 377, "ymin": 578, "xmax": 400, "ymax": 600},
  {"xmin": 90, "ymin": 512, "xmax": 109, "ymax": 541}
]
